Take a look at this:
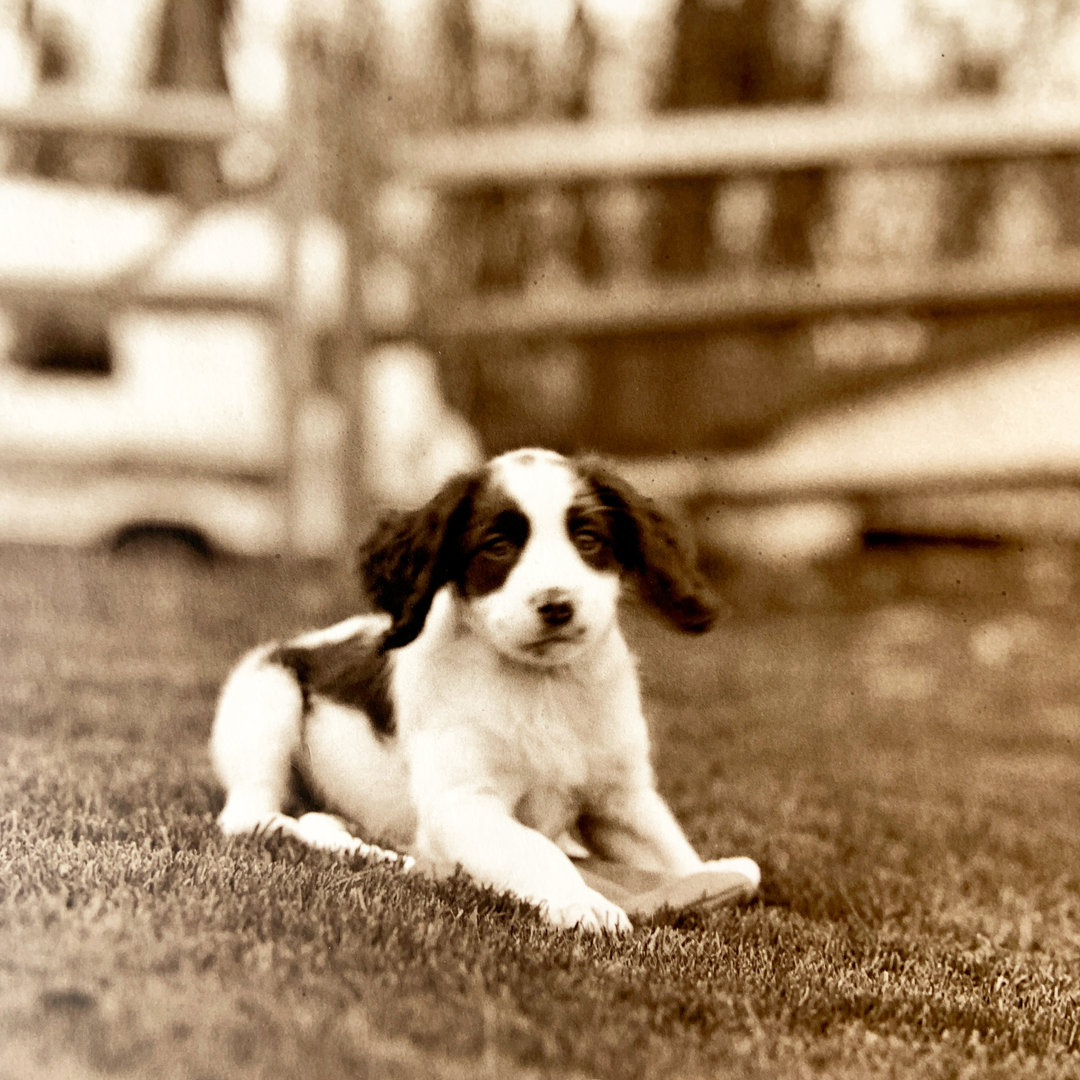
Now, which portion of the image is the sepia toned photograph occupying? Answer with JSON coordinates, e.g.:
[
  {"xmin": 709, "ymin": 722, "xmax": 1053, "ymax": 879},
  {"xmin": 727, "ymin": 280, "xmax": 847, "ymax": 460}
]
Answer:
[{"xmin": 1, "ymin": 1, "xmax": 1079, "ymax": 1077}]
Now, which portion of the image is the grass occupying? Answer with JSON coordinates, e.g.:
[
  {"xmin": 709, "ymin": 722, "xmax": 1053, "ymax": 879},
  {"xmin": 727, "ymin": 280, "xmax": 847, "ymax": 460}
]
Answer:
[{"xmin": 1, "ymin": 540, "xmax": 1079, "ymax": 1079}]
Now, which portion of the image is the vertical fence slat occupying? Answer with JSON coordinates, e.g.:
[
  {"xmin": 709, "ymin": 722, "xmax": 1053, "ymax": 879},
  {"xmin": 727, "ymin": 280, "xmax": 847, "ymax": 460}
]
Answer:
[
  {"xmin": 276, "ymin": 27, "xmax": 319, "ymax": 554},
  {"xmin": 335, "ymin": 3, "xmax": 382, "ymax": 547}
]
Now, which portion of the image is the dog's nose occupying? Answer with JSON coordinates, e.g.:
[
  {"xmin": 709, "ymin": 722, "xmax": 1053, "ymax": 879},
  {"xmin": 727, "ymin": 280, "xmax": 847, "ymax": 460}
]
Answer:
[{"xmin": 538, "ymin": 600, "xmax": 574, "ymax": 628}]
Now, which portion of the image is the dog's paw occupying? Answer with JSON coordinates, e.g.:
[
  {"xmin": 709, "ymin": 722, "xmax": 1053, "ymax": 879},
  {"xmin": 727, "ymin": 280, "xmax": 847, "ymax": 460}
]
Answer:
[
  {"xmin": 542, "ymin": 888, "xmax": 633, "ymax": 935},
  {"xmin": 701, "ymin": 856, "xmax": 761, "ymax": 891},
  {"xmin": 217, "ymin": 803, "xmax": 284, "ymax": 838},
  {"xmin": 293, "ymin": 813, "xmax": 415, "ymax": 868},
  {"xmin": 219, "ymin": 809, "xmax": 414, "ymax": 870}
]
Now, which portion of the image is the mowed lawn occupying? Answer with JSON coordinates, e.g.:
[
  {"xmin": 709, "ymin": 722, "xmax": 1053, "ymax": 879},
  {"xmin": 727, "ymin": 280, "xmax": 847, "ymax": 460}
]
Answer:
[{"xmin": 1, "ymin": 541, "xmax": 1079, "ymax": 1080}]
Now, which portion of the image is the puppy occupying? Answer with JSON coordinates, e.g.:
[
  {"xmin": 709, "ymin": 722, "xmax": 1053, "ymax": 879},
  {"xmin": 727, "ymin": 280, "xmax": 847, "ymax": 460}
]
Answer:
[{"xmin": 211, "ymin": 448, "xmax": 759, "ymax": 932}]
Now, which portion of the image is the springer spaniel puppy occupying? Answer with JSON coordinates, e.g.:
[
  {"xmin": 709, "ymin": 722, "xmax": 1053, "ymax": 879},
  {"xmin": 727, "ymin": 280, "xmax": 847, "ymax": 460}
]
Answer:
[{"xmin": 211, "ymin": 448, "xmax": 759, "ymax": 932}]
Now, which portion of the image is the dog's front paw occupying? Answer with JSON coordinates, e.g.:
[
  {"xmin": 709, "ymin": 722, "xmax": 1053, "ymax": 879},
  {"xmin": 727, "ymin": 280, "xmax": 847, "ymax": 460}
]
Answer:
[{"xmin": 542, "ymin": 888, "xmax": 633, "ymax": 935}]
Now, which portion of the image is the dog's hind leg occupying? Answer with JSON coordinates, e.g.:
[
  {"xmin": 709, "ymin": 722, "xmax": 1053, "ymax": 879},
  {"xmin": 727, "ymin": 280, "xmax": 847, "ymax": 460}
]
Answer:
[
  {"xmin": 210, "ymin": 647, "xmax": 305, "ymax": 837},
  {"xmin": 210, "ymin": 647, "xmax": 411, "ymax": 867}
]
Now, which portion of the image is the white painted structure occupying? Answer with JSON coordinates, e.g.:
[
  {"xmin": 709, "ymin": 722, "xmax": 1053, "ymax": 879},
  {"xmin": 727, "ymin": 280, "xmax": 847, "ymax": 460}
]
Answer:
[
  {"xmin": 0, "ymin": 178, "xmax": 346, "ymax": 553},
  {"xmin": 0, "ymin": 177, "xmax": 478, "ymax": 555}
]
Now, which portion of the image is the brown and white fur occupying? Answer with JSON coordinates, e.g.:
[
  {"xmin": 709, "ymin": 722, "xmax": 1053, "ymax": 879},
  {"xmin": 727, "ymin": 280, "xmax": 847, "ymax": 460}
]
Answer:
[{"xmin": 210, "ymin": 449, "xmax": 759, "ymax": 933}]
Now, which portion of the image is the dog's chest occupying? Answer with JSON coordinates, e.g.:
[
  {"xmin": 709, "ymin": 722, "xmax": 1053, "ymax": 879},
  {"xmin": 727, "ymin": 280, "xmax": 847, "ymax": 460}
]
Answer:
[
  {"xmin": 489, "ymin": 669, "xmax": 634, "ymax": 835},
  {"xmin": 395, "ymin": 621, "xmax": 649, "ymax": 840}
]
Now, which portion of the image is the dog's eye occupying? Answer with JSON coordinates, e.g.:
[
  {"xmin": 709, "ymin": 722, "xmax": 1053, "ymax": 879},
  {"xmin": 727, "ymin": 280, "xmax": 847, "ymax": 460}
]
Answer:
[
  {"xmin": 572, "ymin": 528, "xmax": 604, "ymax": 555},
  {"xmin": 479, "ymin": 536, "xmax": 517, "ymax": 561}
]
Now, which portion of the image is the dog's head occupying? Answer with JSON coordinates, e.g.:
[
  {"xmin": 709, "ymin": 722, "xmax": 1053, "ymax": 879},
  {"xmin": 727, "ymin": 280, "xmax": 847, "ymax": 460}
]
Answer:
[{"xmin": 359, "ymin": 448, "xmax": 717, "ymax": 664}]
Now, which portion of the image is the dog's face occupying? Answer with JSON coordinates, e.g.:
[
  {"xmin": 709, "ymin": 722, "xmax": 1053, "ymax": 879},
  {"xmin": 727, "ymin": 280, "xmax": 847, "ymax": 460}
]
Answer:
[
  {"xmin": 360, "ymin": 449, "xmax": 717, "ymax": 661},
  {"xmin": 454, "ymin": 450, "xmax": 623, "ymax": 665}
]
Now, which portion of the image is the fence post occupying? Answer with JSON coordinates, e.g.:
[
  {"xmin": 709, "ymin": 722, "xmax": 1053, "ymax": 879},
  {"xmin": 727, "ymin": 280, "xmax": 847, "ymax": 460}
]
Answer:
[
  {"xmin": 334, "ymin": 1, "xmax": 381, "ymax": 553},
  {"xmin": 277, "ymin": 26, "xmax": 318, "ymax": 555}
]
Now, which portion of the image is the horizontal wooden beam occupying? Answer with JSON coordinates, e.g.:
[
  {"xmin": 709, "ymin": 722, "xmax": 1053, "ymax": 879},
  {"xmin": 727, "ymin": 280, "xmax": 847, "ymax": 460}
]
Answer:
[
  {"xmin": 393, "ymin": 97, "xmax": 1080, "ymax": 189},
  {"xmin": 5, "ymin": 248, "xmax": 1079, "ymax": 338},
  {"xmin": 428, "ymin": 252, "xmax": 1080, "ymax": 338},
  {"xmin": 0, "ymin": 87, "xmax": 277, "ymax": 144},
  {"xmin": 0, "ymin": 276, "xmax": 282, "ymax": 315},
  {"xmin": 617, "ymin": 458, "xmax": 1080, "ymax": 505}
]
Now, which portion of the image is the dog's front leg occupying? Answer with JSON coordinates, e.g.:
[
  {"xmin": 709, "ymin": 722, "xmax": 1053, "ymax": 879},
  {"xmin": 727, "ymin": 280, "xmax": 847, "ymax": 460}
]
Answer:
[
  {"xmin": 417, "ymin": 789, "xmax": 632, "ymax": 934},
  {"xmin": 582, "ymin": 784, "xmax": 703, "ymax": 874},
  {"xmin": 583, "ymin": 785, "xmax": 761, "ymax": 888}
]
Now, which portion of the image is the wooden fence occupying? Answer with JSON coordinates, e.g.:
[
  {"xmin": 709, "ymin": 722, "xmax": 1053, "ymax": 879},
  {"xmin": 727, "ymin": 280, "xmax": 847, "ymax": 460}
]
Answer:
[
  {"xmin": 392, "ymin": 98, "xmax": 1080, "ymax": 188},
  {"xmin": 387, "ymin": 94, "xmax": 1080, "ymax": 468},
  {"xmin": 392, "ymin": 97, "xmax": 1080, "ymax": 337}
]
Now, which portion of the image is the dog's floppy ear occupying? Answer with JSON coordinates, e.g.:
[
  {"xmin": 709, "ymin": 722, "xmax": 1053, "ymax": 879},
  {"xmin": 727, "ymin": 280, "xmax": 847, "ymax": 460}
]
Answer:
[
  {"xmin": 581, "ymin": 461, "xmax": 717, "ymax": 633},
  {"xmin": 357, "ymin": 472, "xmax": 478, "ymax": 650}
]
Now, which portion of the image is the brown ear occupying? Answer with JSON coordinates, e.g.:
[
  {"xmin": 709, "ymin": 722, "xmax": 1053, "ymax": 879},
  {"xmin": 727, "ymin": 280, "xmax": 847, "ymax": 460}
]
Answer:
[
  {"xmin": 580, "ymin": 461, "xmax": 717, "ymax": 633},
  {"xmin": 357, "ymin": 472, "xmax": 478, "ymax": 650}
]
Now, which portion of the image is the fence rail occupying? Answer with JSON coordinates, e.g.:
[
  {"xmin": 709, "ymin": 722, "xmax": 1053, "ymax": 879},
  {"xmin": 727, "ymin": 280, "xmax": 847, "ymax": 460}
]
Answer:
[
  {"xmin": 393, "ymin": 97, "xmax": 1080, "ymax": 189},
  {"xmin": 426, "ymin": 249, "xmax": 1080, "ymax": 339},
  {"xmin": 0, "ymin": 276, "xmax": 282, "ymax": 316},
  {"xmin": 0, "ymin": 86, "xmax": 275, "ymax": 144},
  {"xmin": 7, "ymin": 90, "xmax": 1076, "ymax": 188},
  {"xmin": 5, "ymin": 90, "xmax": 1080, "ymax": 328}
]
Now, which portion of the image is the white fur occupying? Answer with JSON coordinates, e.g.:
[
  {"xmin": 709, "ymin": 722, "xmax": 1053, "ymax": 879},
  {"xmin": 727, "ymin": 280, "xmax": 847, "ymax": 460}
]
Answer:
[
  {"xmin": 211, "ymin": 449, "xmax": 760, "ymax": 933},
  {"xmin": 210, "ymin": 630, "xmax": 408, "ymax": 865},
  {"xmin": 462, "ymin": 451, "xmax": 622, "ymax": 667}
]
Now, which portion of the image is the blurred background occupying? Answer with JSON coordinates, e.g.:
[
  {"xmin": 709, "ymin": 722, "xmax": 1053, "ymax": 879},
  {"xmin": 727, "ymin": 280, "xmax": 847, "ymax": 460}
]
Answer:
[{"xmin": 4, "ymin": 0, "xmax": 1080, "ymax": 600}]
